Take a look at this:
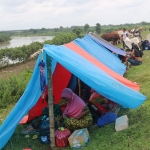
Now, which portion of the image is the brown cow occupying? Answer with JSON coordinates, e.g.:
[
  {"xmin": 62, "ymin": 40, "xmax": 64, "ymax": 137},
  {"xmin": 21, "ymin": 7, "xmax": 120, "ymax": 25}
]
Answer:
[
  {"xmin": 101, "ymin": 33, "xmax": 120, "ymax": 45},
  {"xmin": 110, "ymin": 30, "xmax": 131, "ymax": 43}
]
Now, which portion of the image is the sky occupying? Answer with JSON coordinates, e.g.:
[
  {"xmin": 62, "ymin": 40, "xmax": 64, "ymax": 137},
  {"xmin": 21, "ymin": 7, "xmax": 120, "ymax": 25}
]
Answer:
[{"xmin": 0, "ymin": 0, "xmax": 150, "ymax": 31}]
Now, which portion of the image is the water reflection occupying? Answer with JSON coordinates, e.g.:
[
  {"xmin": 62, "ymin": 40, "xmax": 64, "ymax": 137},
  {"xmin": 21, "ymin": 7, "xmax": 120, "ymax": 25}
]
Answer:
[{"xmin": 0, "ymin": 36, "xmax": 54, "ymax": 49}]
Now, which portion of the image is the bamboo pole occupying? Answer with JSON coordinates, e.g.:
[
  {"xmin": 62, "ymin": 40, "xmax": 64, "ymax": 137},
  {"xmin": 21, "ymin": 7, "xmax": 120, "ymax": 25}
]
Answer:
[
  {"xmin": 46, "ymin": 54, "xmax": 55, "ymax": 148},
  {"xmin": 78, "ymin": 79, "xmax": 82, "ymax": 98}
]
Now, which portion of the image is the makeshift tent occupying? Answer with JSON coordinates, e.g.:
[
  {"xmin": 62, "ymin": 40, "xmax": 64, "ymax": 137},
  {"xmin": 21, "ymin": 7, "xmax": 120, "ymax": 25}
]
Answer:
[
  {"xmin": 0, "ymin": 36, "xmax": 146, "ymax": 149},
  {"xmin": 25, "ymin": 34, "xmax": 129, "ymax": 122},
  {"xmin": 73, "ymin": 35, "xmax": 126, "ymax": 75},
  {"xmin": 64, "ymin": 42, "xmax": 139, "ymax": 91},
  {"xmin": 88, "ymin": 33, "xmax": 126, "ymax": 56}
]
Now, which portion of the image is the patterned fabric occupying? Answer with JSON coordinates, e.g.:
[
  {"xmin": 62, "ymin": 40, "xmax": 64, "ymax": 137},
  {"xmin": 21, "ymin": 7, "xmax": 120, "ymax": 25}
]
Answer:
[
  {"xmin": 42, "ymin": 104, "xmax": 62, "ymax": 118},
  {"xmin": 64, "ymin": 106, "xmax": 93, "ymax": 131},
  {"xmin": 39, "ymin": 68, "xmax": 46, "ymax": 94}
]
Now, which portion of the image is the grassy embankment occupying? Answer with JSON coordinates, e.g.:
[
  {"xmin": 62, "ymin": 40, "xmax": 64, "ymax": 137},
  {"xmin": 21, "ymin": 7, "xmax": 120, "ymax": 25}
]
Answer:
[{"xmin": 2, "ymin": 31, "xmax": 150, "ymax": 150}]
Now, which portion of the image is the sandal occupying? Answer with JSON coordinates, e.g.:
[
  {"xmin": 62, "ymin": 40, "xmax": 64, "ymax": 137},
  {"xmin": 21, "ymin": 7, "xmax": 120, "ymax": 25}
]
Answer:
[
  {"xmin": 32, "ymin": 134, "xmax": 38, "ymax": 140},
  {"xmin": 25, "ymin": 134, "xmax": 30, "ymax": 138}
]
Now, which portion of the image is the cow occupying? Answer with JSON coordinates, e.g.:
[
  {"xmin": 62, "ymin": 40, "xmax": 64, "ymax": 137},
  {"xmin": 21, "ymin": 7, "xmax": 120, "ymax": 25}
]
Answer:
[
  {"xmin": 110, "ymin": 30, "xmax": 122, "ymax": 43},
  {"xmin": 110, "ymin": 30, "xmax": 132, "ymax": 42},
  {"xmin": 101, "ymin": 33, "xmax": 120, "ymax": 45}
]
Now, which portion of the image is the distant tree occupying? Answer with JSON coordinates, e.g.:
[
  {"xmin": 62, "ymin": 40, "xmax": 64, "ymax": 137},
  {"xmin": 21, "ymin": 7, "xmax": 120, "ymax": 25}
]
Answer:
[
  {"xmin": 106, "ymin": 28, "xmax": 113, "ymax": 33},
  {"xmin": 0, "ymin": 33, "xmax": 10, "ymax": 42},
  {"xmin": 47, "ymin": 33, "xmax": 77, "ymax": 45},
  {"xmin": 59, "ymin": 26, "xmax": 64, "ymax": 31},
  {"xmin": 33, "ymin": 29, "xmax": 37, "ymax": 34},
  {"xmin": 95, "ymin": 23, "xmax": 101, "ymax": 34},
  {"xmin": 140, "ymin": 21, "xmax": 148, "ymax": 25},
  {"xmin": 54, "ymin": 28, "xmax": 59, "ymax": 32},
  {"xmin": 60, "ymin": 26, "xmax": 63, "ymax": 29},
  {"xmin": 84, "ymin": 24, "xmax": 90, "ymax": 32},
  {"xmin": 72, "ymin": 28, "xmax": 83, "ymax": 37},
  {"xmin": 41, "ymin": 28, "xmax": 46, "ymax": 31}
]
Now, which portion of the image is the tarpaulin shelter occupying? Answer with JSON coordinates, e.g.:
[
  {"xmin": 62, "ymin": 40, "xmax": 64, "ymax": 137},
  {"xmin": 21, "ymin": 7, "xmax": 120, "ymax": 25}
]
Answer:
[
  {"xmin": 88, "ymin": 33, "xmax": 126, "ymax": 55},
  {"xmin": 73, "ymin": 35, "xmax": 126, "ymax": 75},
  {"xmin": 0, "ymin": 34, "xmax": 146, "ymax": 149}
]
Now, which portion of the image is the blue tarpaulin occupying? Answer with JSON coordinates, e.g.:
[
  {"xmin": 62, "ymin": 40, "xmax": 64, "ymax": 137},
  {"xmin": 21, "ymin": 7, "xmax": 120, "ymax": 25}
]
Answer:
[
  {"xmin": 88, "ymin": 33, "xmax": 126, "ymax": 56},
  {"xmin": 74, "ymin": 35, "xmax": 126, "ymax": 75}
]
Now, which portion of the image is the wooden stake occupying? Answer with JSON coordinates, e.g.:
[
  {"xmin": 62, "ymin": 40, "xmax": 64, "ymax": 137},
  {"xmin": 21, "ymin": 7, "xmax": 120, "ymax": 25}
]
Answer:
[
  {"xmin": 128, "ymin": 136, "xmax": 130, "ymax": 147},
  {"xmin": 78, "ymin": 79, "xmax": 82, "ymax": 97},
  {"xmin": 46, "ymin": 54, "xmax": 55, "ymax": 148}
]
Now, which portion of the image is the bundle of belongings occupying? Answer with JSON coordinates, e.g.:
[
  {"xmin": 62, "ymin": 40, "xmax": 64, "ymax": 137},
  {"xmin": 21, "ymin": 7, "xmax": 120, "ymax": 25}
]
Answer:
[
  {"xmin": 97, "ymin": 112, "xmax": 117, "ymax": 127},
  {"xmin": 141, "ymin": 40, "xmax": 150, "ymax": 50},
  {"xmin": 30, "ymin": 95, "xmax": 64, "ymax": 144},
  {"xmin": 87, "ymin": 89, "xmax": 120, "ymax": 127},
  {"xmin": 124, "ymin": 37, "xmax": 140, "ymax": 49}
]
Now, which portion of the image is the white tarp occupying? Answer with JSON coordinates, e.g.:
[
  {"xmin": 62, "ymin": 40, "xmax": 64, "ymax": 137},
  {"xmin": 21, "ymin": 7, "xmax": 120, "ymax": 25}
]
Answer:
[{"xmin": 124, "ymin": 37, "xmax": 140, "ymax": 49}]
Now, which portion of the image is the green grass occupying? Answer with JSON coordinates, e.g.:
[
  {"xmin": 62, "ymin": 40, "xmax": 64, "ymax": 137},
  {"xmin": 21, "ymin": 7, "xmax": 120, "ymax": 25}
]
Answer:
[
  {"xmin": 0, "ymin": 104, "xmax": 14, "ymax": 125},
  {"xmin": 2, "ymin": 37, "xmax": 150, "ymax": 150},
  {"xmin": 142, "ymin": 31, "xmax": 150, "ymax": 40}
]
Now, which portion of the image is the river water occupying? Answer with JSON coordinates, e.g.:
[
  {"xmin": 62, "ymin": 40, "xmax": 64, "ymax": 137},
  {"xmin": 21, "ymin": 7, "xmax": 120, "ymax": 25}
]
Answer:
[{"xmin": 0, "ymin": 36, "xmax": 54, "ymax": 49}]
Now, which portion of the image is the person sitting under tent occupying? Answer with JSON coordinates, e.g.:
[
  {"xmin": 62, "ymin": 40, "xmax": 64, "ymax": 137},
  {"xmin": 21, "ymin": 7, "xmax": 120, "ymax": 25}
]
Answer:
[
  {"xmin": 116, "ymin": 48, "xmax": 127, "ymax": 63},
  {"xmin": 60, "ymin": 88, "xmax": 93, "ymax": 131},
  {"xmin": 125, "ymin": 43, "xmax": 143, "ymax": 68},
  {"xmin": 88, "ymin": 89, "xmax": 120, "ymax": 114},
  {"xmin": 31, "ymin": 95, "xmax": 63, "ymax": 130},
  {"xmin": 86, "ymin": 89, "xmax": 120, "ymax": 125}
]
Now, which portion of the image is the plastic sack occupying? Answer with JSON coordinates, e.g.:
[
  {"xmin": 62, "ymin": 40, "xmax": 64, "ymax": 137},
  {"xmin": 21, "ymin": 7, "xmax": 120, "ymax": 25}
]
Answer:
[
  {"xmin": 97, "ymin": 112, "xmax": 117, "ymax": 127},
  {"xmin": 55, "ymin": 128, "xmax": 71, "ymax": 147}
]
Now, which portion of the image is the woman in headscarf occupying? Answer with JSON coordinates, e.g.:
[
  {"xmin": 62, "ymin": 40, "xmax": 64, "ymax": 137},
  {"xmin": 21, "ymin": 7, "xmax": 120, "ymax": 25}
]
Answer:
[{"xmin": 61, "ymin": 88, "xmax": 93, "ymax": 130}]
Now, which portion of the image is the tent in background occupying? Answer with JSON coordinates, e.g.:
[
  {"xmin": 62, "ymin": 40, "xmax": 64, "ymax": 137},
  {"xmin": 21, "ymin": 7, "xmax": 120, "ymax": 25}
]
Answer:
[
  {"xmin": 88, "ymin": 33, "xmax": 126, "ymax": 56},
  {"xmin": 73, "ymin": 35, "xmax": 126, "ymax": 75}
]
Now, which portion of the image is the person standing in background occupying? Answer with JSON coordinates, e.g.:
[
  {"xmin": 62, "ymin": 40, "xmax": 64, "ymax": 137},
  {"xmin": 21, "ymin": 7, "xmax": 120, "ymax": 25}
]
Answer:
[{"xmin": 122, "ymin": 28, "xmax": 128, "ymax": 49}]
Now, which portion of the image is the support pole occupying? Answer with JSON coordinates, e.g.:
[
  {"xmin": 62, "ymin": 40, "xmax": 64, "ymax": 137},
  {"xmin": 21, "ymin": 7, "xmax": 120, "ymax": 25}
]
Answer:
[
  {"xmin": 78, "ymin": 79, "xmax": 82, "ymax": 98},
  {"xmin": 46, "ymin": 54, "xmax": 55, "ymax": 148}
]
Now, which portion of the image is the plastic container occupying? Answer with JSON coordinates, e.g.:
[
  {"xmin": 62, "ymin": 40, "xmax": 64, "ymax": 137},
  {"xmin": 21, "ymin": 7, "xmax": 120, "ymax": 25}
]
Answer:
[
  {"xmin": 55, "ymin": 128, "xmax": 71, "ymax": 147},
  {"xmin": 39, "ymin": 120, "xmax": 50, "ymax": 144},
  {"xmin": 115, "ymin": 115, "xmax": 128, "ymax": 132}
]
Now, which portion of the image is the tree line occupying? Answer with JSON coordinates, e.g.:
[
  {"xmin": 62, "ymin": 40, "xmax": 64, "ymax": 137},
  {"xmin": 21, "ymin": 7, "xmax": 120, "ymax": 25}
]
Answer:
[{"xmin": 2, "ymin": 21, "xmax": 150, "ymax": 38}]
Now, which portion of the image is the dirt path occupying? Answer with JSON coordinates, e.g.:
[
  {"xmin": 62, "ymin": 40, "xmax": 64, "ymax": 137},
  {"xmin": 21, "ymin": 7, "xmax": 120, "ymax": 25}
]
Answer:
[{"xmin": 0, "ymin": 59, "xmax": 36, "ymax": 78}]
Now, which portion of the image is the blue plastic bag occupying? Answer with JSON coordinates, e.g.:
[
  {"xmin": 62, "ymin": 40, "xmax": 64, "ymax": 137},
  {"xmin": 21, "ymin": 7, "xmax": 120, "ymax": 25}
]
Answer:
[{"xmin": 97, "ymin": 112, "xmax": 117, "ymax": 127}]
